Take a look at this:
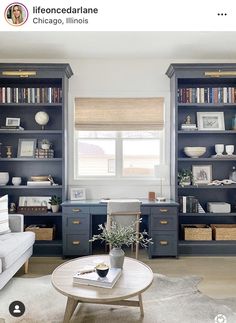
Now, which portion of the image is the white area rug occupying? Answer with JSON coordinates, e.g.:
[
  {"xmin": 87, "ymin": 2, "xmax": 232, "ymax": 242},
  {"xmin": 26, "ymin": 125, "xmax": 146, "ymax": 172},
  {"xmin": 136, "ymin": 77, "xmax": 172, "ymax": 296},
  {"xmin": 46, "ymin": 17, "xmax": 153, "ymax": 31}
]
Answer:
[{"xmin": 0, "ymin": 274, "xmax": 236, "ymax": 323}]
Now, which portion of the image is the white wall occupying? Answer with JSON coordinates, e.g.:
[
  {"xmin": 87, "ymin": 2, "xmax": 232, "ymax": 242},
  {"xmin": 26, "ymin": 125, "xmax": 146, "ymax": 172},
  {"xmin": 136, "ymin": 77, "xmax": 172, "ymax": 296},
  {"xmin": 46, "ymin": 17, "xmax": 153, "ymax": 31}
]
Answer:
[{"xmin": 68, "ymin": 58, "xmax": 171, "ymax": 200}]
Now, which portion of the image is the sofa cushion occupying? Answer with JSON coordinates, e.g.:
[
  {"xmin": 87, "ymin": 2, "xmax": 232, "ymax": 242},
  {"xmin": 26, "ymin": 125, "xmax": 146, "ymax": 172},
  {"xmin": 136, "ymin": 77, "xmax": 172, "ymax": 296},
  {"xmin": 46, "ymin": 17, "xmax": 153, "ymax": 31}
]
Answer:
[
  {"xmin": 0, "ymin": 231, "xmax": 35, "ymax": 270},
  {"xmin": 0, "ymin": 195, "xmax": 11, "ymax": 235}
]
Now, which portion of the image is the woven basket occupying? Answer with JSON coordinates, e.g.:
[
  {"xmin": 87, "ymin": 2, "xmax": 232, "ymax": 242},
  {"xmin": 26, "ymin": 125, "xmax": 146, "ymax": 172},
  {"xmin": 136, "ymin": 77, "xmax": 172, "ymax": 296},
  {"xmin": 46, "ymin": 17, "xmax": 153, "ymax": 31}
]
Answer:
[
  {"xmin": 184, "ymin": 225, "xmax": 212, "ymax": 240},
  {"xmin": 211, "ymin": 224, "xmax": 236, "ymax": 240},
  {"xmin": 25, "ymin": 225, "xmax": 55, "ymax": 240}
]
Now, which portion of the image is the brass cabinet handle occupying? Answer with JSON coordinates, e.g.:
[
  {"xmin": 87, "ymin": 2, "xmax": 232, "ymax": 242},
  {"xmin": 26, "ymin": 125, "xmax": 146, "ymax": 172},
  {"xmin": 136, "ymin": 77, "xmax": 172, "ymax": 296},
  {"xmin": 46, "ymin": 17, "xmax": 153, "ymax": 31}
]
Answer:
[
  {"xmin": 72, "ymin": 240, "xmax": 80, "ymax": 245},
  {"xmin": 159, "ymin": 240, "xmax": 168, "ymax": 245},
  {"xmin": 72, "ymin": 220, "xmax": 80, "ymax": 224},
  {"xmin": 160, "ymin": 209, "xmax": 168, "ymax": 213},
  {"xmin": 160, "ymin": 220, "xmax": 168, "ymax": 225},
  {"xmin": 72, "ymin": 208, "xmax": 81, "ymax": 212}
]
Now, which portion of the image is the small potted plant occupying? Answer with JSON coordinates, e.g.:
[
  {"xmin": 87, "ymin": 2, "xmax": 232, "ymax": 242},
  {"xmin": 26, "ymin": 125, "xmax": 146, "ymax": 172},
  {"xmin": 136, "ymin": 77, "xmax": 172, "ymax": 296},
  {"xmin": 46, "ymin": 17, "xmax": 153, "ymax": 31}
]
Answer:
[
  {"xmin": 41, "ymin": 139, "xmax": 51, "ymax": 150},
  {"xmin": 49, "ymin": 195, "xmax": 62, "ymax": 213},
  {"xmin": 178, "ymin": 169, "xmax": 193, "ymax": 186},
  {"xmin": 90, "ymin": 220, "xmax": 153, "ymax": 268}
]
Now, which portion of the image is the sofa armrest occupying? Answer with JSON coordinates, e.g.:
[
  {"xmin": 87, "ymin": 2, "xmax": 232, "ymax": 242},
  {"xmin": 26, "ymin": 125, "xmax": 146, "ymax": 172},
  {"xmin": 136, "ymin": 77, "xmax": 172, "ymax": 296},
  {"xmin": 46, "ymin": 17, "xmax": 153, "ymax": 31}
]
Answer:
[{"xmin": 9, "ymin": 214, "xmax": 24, "ymax": 232}]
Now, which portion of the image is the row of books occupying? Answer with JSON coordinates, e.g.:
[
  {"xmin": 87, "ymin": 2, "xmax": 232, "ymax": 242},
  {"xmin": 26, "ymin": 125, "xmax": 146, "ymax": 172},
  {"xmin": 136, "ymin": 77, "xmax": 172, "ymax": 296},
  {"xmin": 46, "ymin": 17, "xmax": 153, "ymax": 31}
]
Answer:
[
  {"xmin": 0, "ymin": 87, "xmax": 62, "ymax": 104},
  {"xmin": 179, "ymin": 196, "xmax": 205, "ymax": 213},
  {"xmin": 178, "ymin": 87, "xmax": 236, "ymax": 104},
  {"xmin": 35, "ymin": 149, "xmax": 54, "ymax": 159}
]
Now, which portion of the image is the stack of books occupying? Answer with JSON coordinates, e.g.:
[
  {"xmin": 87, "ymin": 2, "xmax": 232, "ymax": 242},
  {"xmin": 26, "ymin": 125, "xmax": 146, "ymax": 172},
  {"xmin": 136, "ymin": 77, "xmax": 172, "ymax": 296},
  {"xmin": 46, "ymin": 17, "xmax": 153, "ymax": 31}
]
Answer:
[
  {"xmin": 27, "ymin": 181, "xmax": 52, "ymax": 186},
  {"xmin": 35, "ymin": 149, "xmax": 54, "ymax": 159},
  {"xmin": 181, "ymin": 124, "xmax": 197, "ymax": 131},
  {"xmin": 73, "ymin": 268, "xmax": 122, "ymax": 289},
  {"xmin": 0, "ymin": 126, "xmax": 24, "ymax": 131}
]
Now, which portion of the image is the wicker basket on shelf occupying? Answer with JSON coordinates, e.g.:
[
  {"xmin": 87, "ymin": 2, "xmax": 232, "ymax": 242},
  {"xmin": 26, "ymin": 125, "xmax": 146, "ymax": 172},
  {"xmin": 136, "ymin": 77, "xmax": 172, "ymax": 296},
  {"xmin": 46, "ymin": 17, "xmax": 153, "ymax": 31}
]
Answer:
[
  {"xmin": 184, "ymin": 225, "xmax": 212, "ymax": 241},
  {"xmin": 211, "ymin": 224, "xmax": 236, "ymax": 240}
]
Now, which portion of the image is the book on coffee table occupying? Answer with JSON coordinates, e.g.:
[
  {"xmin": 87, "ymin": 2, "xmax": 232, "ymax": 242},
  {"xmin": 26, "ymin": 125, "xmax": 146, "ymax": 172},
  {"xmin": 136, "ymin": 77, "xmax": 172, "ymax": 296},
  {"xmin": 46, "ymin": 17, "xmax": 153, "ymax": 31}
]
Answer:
[{"xmin": 73, "ymin": 268, "xmax": 122, "ymax": 289}]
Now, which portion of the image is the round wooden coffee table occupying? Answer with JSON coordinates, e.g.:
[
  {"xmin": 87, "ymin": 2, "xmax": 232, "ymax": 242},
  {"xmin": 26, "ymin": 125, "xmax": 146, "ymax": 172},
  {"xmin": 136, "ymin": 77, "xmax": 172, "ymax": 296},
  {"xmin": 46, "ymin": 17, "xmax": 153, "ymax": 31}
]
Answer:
[{"xmin": 52, "ymin": 255, "xmax": 153, "ymax": 323}]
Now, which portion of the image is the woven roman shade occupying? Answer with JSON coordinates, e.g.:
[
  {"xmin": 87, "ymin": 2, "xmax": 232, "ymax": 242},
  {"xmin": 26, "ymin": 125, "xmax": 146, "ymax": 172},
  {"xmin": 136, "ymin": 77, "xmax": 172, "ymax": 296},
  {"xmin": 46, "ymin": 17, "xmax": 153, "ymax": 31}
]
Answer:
[{"xmin": 74, "ymin": 98, "xmax": 164, "ymax": 131}]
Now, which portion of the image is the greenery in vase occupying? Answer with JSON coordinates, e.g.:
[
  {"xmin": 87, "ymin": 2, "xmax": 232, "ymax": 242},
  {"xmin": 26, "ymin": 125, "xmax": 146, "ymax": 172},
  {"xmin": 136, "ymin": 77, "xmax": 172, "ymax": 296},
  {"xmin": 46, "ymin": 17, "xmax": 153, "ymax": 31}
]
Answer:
[
  {"xmin": 90, "ymin": 219, "xmax": 153, "ymax": 249},
  {"xmin": 178, "ymin": 169, "xmax": 193, "ymax": 185},
  {"xmin": 49, "ymin": 195, "xmax": 62, "ymax": 205}
]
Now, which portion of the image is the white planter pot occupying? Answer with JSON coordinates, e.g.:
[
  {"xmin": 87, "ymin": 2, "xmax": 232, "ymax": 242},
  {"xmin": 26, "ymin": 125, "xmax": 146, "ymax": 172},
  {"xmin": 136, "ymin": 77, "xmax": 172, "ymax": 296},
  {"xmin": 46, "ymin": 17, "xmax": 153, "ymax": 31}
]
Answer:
[
  {"xmin": 42, "ymin": 144, "xmax": 50, "ymax": 150},
  {"xmin": 51, "ymin": 205, "xmax": 59, "ymax": 213}
]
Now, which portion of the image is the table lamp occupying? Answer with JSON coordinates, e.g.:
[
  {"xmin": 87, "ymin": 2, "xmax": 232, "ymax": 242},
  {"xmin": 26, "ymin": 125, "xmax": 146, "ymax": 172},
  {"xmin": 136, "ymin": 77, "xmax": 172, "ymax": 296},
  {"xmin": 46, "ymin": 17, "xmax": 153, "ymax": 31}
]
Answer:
[{"xmin": 154, "ymin": 164, "xmax": 169, "ymax": 201}]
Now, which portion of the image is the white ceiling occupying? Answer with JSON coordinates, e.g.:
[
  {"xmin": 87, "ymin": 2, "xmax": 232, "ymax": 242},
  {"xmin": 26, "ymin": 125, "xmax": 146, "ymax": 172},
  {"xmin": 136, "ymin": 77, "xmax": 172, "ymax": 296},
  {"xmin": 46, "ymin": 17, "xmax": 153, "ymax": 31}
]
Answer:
[{"xmin": 0, "ymin": 32, "xmax": 236, "ymax": 60}]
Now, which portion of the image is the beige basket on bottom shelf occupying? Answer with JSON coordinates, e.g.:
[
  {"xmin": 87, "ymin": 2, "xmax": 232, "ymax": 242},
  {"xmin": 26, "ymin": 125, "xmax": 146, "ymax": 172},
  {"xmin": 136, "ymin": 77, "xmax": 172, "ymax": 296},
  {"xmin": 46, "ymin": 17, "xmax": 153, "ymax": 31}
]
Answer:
[
  {"xmin": 184, "ymin": 225, "xmax": 212, "ymax": 240},
  {"xmin": 211, "ymin": 224, "xmax": 236, "ymax": 240}
]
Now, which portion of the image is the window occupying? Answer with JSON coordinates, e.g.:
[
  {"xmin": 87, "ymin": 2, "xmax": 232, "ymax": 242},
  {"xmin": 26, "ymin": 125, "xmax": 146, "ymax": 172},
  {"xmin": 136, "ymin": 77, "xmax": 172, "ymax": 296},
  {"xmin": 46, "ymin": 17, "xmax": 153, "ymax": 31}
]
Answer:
[{"xmin": 74, "ymin": 98, "xmax": 164, "ymax": 179}]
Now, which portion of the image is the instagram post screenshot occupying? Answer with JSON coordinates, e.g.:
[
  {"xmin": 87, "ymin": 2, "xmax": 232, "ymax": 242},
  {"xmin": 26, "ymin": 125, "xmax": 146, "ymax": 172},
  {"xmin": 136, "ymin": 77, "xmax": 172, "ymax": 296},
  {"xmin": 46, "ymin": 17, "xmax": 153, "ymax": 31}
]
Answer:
[{"xmin": 0, "ymin": 0, "xmax": 236, "ymax": 322}]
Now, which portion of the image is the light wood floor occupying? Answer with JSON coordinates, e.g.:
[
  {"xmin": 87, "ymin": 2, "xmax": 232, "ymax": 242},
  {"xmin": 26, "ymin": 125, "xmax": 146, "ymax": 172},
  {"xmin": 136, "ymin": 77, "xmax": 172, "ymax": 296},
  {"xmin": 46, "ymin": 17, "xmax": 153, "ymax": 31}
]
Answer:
[{"xmin": 17, "ymin": 250, "xmax": 236, "ymax": 299}]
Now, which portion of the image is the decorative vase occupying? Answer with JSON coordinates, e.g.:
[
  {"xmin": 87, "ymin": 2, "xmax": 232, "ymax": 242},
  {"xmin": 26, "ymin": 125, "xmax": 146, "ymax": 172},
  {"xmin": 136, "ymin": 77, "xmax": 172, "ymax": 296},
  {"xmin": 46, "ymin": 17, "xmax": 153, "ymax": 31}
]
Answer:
[
  {"xmin": 0, "ymin": 172, "xmax": 9, "ymax": 186},
  {"xmin": 51, "ymin": 205, "xmax": 59, "ymax": 213},
  {"xmin": 109, "ymin": 247, "xmax": 125, "ymax": 269}
]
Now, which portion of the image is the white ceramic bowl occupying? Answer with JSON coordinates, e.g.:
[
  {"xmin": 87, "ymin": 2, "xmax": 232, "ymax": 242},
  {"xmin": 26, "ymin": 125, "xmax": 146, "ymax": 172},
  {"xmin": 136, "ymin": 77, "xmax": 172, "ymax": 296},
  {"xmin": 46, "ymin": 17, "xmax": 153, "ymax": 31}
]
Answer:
[
  {"xmin": 0, "ymin": 172, "xmax": 9, "ymax": 186},
  {"xmin": 184, "ymin": 147, "xmax": 206, "ymax": 158}
]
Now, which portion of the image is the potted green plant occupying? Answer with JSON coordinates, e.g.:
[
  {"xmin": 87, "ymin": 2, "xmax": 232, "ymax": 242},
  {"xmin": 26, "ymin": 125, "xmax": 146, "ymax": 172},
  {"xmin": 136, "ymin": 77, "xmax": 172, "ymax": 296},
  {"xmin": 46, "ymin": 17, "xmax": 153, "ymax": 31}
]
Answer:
[
  {"xmin": 90, "ymin": 220, "xmax": 152, "ymax": 268},
  {"xmin": 41, "ymin": 139, "xmax": 51, "ymax": 150},
  {"xmin": 178, "ymin": 169, "xmax": 193, "ymax": 186},
  {"xmin": 49, "ymin": 195, "xmax": 62, "ymax": 213}
]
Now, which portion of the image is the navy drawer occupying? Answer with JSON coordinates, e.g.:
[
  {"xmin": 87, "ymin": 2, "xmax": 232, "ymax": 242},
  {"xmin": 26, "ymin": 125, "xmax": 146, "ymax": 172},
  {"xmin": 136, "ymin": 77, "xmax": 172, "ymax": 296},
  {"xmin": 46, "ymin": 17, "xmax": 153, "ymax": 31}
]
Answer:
[
  {"xmin": 67, "ymin": 215, "xmax": 90, "ymax": 233},
  {"xmin": 150, "ymin": 214, "xmax": 177, "ymax": 230},
  {"xmin": 149, "ymin": 231, "xmax": 177, "ymax": 256},
  {"xmin": 151, "ymin": 207, "xmax": 177, "ymax": 216},
  {"xmin": 65, "ymin": 234, "xmax": 90, "ymax": 255},
  {"xmin": 62, "ymin": 206, "xmax": 89, "ymax": 214}
]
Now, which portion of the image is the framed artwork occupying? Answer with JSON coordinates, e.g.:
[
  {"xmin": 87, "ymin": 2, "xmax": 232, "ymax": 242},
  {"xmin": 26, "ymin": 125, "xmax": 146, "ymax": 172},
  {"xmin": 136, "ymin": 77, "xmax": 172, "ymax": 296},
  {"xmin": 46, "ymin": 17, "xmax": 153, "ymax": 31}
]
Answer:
[
  {"xmin": 17, "ymin": 138, "xmax": 37, "ymax": 158},
  {"xmin": 197, "ymin": 112, "xmax": 225, "ymax": 130},
  {"xmin": 192, "ymin": 165, "xmax": 212, "ymax": 185},
  {"xmin": 6, "ymin": 117, "xmax": 20, "ymax": 127},
  {"xmin": 70, "ymin": 187, "xmax": 86, "ymax": 200},
  {"xmin": 19, "ymin": 196, "xmax": 51, "ymax": 208}
]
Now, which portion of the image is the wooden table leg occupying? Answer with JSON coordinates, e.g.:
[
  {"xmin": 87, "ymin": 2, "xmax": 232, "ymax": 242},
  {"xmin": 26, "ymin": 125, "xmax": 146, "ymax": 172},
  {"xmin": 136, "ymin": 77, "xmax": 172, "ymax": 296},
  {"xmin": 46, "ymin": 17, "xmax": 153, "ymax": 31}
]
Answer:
[
  {"xmin": 63, "ymin": 297, "xmax": 79, "ymax": 323},
  {"xmin": 138, "ymin": 294, "xmax": 144, "ymax": 316}
]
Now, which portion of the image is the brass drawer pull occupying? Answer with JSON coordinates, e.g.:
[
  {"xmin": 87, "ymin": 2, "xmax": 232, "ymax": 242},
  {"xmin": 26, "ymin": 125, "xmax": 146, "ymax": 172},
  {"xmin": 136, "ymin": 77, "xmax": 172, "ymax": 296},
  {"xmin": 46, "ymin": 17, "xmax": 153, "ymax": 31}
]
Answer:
[
  {"xmin": 160, "ymin": 209, "xmax": 168, "ymax": 213},
  {"xmin": 159, "ymin": 240, "xmax": 168, "ymax": 245},
  {"xmin": 72, "ymin": 240, "xmax": 80, "ymax": 245},
  {"xmin": 72, "ymin": 220, "xmax": 80, "ymax": 224},
  {"xmin": 160, "ymin": 220, "xmax": 168, "ymax": 225},
  {"xmin": 72, "ymin": 208, "xmax": 81, "ymax": 212}
]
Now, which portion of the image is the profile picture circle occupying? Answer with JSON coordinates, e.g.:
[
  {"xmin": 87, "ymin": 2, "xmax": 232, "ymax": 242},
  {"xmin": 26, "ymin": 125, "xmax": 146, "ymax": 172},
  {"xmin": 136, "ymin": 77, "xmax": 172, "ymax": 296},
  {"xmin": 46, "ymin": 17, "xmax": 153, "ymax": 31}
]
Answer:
[{"xmin": 5, "ymin": 3, "xmax": 28, "ymax": 26}]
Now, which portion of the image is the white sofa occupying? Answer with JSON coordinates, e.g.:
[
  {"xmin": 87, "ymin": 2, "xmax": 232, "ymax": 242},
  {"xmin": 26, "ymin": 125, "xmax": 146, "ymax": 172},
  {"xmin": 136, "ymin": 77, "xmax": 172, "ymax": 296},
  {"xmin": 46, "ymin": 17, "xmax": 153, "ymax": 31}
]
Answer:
[{"xmin": 0, "ymin": 214, "xmax": 35, "ymax": 289}]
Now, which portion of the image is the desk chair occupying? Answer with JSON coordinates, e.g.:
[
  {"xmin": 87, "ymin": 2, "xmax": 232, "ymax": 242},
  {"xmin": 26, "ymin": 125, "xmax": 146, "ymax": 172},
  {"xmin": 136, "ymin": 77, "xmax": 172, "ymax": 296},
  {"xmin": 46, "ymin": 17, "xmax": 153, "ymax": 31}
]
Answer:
[{"xmin": 107, "ymin": 200, "xmax": 141, "ymax": 259}]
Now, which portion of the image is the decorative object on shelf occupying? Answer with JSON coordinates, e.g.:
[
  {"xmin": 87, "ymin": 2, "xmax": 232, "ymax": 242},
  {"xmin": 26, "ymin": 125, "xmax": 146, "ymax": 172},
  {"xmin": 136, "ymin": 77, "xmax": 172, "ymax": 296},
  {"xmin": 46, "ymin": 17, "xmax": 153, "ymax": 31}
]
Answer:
[
  {"xmin": 48, "ymin": 175, "xmax": 58, "ymax": 186},
  {"xmin": 17, "ymin": 138, "xmax": 37, "ymax": 158},
  {"xmin": 41, "ymin": 139, "xmax": 51, "ymax": 150},
  {"xmin": 9, "ymin": 202, "xmax": 16, "ymax": 214},
  {"xmin": 215, "ymin": 144, "xmax": 224, "ymax": 156},
  {"xmin": 6, "ymin": 145, "xmax": 12, "ymax": 158},
  {"xmin": 178, "ymin": 169, "xmax": 192, "ymax": 186},
  {"xmin": 184, "ymin": 146, "xmax": 206, "ymax": 158},
  {"xmin": 12, "ymin": 176, "xmax": 21, "ymax": 186},
  {"xmin": 232, "ymin": 114, "xmax": 236, "ymax": 130},
  {"xmin": 49, "ymin": 195, "xmax": 62, "ymax": 213},
  {"xmin": 35, "ymin": 148, "xmax": 54, "ymax": 159},
  {"xmin": 5, "ymin": 117, "xmax": 20, "ymax": 127},
  {"xmin": 229, "ymin": 166, "xmax": 236, "ymax": 182},
  {"xmin": 17, "ymin": 206, "xmax": 48, "ymax": 215},
  {"xmin": 154, "ymin": 164, "xmax": 169, "ymax": 201},
  {"xmin": 70, "ymin": 187, "xmax": 86, "ymax": 200},
  {"xmin": 208, "ymin": 179, "xmax": 236, "ymax": 186},
  {"xmin": 34, "ymin": 111, "xmax": 49, "ymax": 130},
  {"xmin": 90, "ymin": 220, "xmax": 152, "ymax": 269},
  {"xmin": 181, "ymin": 115, "xmax": 197, "ymax": 131},
  {"xmin": 192, "ymin": 165, "xmax": 212, "ymax": 185},
  {"xmin": 148, "ymin": 191, "xmax": 156, "ymax": 201},
  {"xmin": 207, "ymin": 202, "xmax": 231, "ymax": 213},
  {"xmin": 197, "ymin": 112, "xmax": 225, "ymax": 131},
  {"xmin": 0, "ymin": 172, "xmax": 9, "ymax": 186},
  {"xmin": 30, "ymin": 175, "xmax": 49, "ymax": 181},
  {"xmin": 226, "ymin": 145, "xmax": 234, "ymax": 155},
  {"xmin": 18, "ymin": 196, "xmax": 51, "ymax": 209}
]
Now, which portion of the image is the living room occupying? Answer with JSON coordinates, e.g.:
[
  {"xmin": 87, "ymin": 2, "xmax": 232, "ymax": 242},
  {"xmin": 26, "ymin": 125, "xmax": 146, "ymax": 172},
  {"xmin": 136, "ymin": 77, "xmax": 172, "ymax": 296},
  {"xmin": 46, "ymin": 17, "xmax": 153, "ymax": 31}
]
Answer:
[{"xmin": 0, "ymin": 27, "xmax": 236, "ymax": 323}]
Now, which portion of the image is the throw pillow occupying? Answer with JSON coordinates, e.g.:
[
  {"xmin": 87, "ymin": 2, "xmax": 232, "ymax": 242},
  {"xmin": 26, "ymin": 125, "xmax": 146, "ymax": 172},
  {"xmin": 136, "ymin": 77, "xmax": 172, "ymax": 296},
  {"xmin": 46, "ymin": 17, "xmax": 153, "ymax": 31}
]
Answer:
[{"xmin": 0, "ymin": 195, "xmax": 11, "ymax": 234}]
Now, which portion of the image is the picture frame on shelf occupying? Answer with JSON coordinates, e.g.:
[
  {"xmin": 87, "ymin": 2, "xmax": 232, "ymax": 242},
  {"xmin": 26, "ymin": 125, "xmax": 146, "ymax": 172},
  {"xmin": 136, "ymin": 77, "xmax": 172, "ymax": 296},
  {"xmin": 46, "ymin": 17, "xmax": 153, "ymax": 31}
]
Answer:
[
  {"xmin": 6, "ymin": 117, "xmax": 20, "ymax": 127},
  {"xmin": 70, "ymin": 187, "xmax": 86, "ymax": 200},
  {"xmin": 19, "ymin": 196, "xmax": 51, "ymax": 208},
  {"xmin": 17, "ymin": 138, "xmax": 37, "ymax": 158},
  {"xmin": 197, "ymin": 112, "xmax": 225, "ymax": 131},
  {"xmin": 192, "ymin": 165, "xmax": 212, "ymax": 185}
]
